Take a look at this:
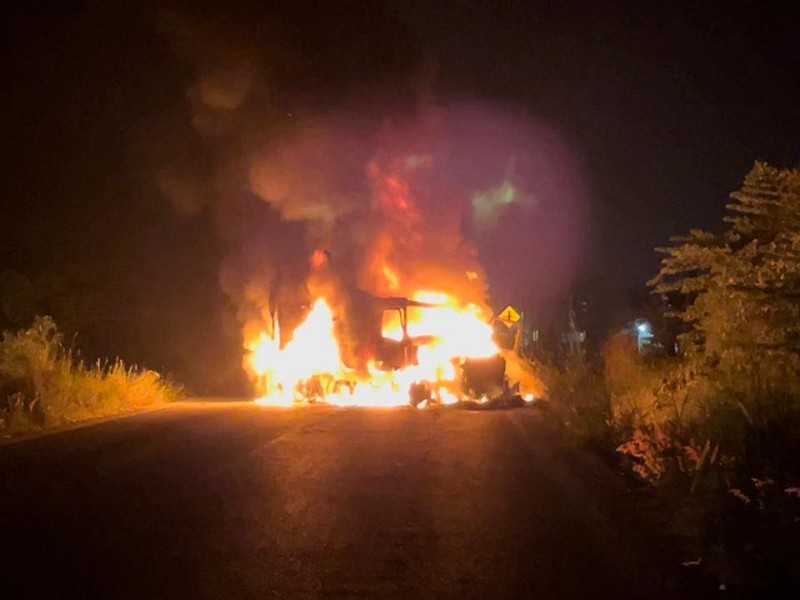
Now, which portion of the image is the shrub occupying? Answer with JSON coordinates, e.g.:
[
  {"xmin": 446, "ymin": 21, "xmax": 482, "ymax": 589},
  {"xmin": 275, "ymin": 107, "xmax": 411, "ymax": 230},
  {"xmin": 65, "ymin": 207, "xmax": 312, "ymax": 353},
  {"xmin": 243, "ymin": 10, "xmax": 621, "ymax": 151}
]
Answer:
[{"xmin": 612, "ymin": 356, "xmax": 800, "ymax": 589}]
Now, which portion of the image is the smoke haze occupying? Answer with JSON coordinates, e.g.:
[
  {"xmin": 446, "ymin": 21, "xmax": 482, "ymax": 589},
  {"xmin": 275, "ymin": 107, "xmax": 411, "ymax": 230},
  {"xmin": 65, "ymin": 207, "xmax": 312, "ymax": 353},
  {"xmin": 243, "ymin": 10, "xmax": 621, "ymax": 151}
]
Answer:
[{"xmin": 156, "ymin": 8, "xmax": 588, "ymax": 375}]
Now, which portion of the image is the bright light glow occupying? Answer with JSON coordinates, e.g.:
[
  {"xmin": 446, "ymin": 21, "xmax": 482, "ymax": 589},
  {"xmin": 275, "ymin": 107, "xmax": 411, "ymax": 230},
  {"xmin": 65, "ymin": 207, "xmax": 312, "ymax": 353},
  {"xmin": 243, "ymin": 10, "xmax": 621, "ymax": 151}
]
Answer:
[
  {"xmin": 382, "ymin": 291, "xmax": 497, "ymax": 361},
  {"xmin": 247, "ymin": 293, "xmax": 499, "ymax": 408}
]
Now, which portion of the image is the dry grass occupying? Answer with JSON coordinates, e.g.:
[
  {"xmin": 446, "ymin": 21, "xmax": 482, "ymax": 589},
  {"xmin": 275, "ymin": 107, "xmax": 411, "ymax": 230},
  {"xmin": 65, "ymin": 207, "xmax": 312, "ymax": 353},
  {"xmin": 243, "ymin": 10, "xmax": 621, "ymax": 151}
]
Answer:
[{"xmin": 0, "ymin": 316, "xmax": 183, "ymax": 433}]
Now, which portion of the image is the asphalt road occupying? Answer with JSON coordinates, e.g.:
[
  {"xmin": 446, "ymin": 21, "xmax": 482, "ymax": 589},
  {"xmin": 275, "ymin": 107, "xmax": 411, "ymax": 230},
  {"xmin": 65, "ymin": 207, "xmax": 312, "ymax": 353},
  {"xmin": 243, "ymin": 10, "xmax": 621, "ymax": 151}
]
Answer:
[{"xmin": 0, "ymin": 402, "xmax": 698, "ymax": 599}]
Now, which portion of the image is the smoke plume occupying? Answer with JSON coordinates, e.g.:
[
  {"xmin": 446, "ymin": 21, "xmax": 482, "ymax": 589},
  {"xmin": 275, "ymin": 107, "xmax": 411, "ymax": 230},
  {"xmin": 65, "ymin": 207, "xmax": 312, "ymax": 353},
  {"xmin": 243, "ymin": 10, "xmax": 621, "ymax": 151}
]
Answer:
[{"xmin": 155, "ymin": 8, "xmax": 588, "ymax": 379}]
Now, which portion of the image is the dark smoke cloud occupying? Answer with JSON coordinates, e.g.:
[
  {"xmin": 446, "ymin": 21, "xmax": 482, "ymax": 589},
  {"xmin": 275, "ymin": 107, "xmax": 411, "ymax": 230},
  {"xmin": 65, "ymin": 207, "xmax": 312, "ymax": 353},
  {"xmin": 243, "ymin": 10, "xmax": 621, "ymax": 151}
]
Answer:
[
  {"xmin": 154, "ymin": 8, "xmax": 588, "ymax": 367},
  {"xmin": 249, "ymin": 112, "xmax": 375, "ymax": 223}
]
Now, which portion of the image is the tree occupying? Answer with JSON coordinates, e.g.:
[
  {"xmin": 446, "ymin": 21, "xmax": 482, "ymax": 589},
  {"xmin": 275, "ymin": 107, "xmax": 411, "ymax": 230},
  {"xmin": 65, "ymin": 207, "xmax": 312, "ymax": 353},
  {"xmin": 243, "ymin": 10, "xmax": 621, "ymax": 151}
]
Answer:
[
  {"xmin": 625, "ymin": 163, "xmax": 800, "ymax": 588},
  {"xmin": 650, "ymin": 162, "xmax": 800, "ymax": 416}
]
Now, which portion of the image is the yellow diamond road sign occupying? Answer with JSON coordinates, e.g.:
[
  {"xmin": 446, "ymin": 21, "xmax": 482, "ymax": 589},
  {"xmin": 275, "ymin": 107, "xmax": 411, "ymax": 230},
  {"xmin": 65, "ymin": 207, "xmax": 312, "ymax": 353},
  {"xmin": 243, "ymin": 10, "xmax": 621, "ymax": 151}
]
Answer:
[{"xmin": 498, "ymin": 305, "xmax": 521, "ymax": 328}]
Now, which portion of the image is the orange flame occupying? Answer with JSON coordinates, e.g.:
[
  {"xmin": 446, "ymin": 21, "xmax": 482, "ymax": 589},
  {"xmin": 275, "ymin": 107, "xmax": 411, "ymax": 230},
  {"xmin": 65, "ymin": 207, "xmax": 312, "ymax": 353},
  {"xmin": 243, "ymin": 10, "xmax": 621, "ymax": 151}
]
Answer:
[
  {"xmin": 310, "ymin": 249, "xmax": 329, "ymax": 269},
  {"xmin": 247, "ymin": 291, "xmax": 499, "ymax": 407},
  {"xmin": 381, "ymin": 263, "xmax": 400, "ymax": 291}
]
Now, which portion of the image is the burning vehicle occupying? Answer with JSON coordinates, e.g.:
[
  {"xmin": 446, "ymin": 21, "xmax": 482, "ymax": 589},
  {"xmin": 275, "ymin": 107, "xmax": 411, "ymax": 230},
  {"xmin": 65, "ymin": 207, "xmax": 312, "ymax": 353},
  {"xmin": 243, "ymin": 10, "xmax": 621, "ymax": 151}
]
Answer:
[
  {"xmin": 233, "ymin": 127, "xmax": 552, "ymax": 409},
  {"xmin": 239, "ymin": 146, "xmax": 550, "ymax": 409},
  {"xmin": 245, "ymin": 262, "xmax": 542, "ymax": 409}
]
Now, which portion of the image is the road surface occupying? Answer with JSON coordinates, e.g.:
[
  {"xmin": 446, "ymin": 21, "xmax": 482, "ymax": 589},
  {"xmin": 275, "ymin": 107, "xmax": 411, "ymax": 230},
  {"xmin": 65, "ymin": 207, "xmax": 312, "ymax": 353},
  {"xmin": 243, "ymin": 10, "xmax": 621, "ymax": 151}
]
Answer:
[{"xmin": 0, "ymin": 402, "xmax": 698, "ymax": 598}]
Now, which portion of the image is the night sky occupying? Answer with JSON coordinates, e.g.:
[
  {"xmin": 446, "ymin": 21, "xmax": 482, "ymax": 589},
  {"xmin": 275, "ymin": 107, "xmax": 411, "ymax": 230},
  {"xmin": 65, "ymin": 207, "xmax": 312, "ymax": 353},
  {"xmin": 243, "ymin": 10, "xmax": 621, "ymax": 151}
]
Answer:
[{"xmin": 4, "ymin": 0, "xmax": 799, "ymax": 392}]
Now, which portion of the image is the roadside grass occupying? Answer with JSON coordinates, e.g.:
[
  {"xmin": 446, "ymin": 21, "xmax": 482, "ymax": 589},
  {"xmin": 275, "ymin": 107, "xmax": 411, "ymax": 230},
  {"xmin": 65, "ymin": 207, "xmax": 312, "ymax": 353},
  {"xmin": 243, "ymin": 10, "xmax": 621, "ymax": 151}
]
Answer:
[
  {"xmin": 542, "ymin": 334, "xmax": 800, "ymax": 593},
  {"xmin": 537, "ymin": 352, "xmax": 616, "ymax": 460},
  {"xmin": 608, "ymin": 355, "xmax": 800, "ymax": 593},
  {"xmin": 0, "ymin": 316, "xmax": 183, "ymax": 434}
]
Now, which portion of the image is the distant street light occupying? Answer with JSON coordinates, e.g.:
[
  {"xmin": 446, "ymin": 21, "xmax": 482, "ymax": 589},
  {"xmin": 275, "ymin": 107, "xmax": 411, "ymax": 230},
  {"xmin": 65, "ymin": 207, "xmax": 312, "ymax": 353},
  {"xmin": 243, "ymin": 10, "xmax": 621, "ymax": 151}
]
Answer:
[{"xmin": 634, "ymin": 319, "xmax": 653, "ymax": 353}]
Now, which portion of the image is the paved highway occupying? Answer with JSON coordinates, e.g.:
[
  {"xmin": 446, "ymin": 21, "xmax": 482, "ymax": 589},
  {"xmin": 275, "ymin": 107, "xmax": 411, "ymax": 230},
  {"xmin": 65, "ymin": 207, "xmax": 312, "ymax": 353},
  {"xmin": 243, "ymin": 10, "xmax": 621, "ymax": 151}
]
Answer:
[{"xmin": 0, "ymin": 402, "xmax": 698, "ymax": 598}]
